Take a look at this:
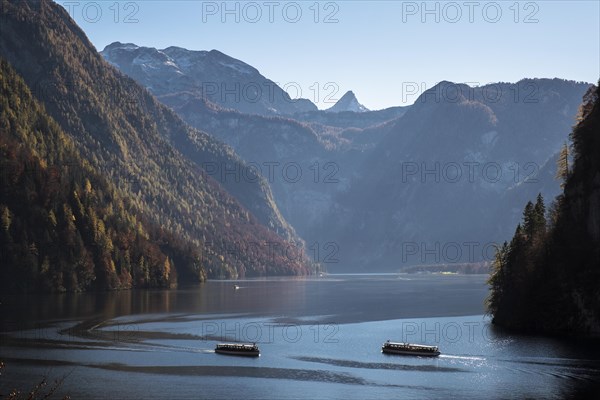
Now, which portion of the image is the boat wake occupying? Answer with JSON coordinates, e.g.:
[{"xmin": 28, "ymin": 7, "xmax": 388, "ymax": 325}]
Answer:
[{"xmin": 439, "ymin": 355, "xmax": 486, "ymax": 361}]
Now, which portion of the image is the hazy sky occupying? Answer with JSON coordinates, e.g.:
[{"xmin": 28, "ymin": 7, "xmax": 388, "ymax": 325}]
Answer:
[{"xmin": 57, "ymin": 1, "xmax": 600, "ymax": 109}]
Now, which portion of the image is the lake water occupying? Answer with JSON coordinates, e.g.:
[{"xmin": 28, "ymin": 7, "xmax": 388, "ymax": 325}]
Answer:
[{"xmin": 1, "ymin": 274, "xmax": 599, "ymax": 399}]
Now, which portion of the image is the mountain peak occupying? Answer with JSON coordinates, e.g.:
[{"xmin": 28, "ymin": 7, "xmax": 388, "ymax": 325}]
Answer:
[
  {"xmin": 103, "ymin": 41, "xmax": 139, "ymax": 51},
  {"xmin": 326, "ymin": 90, "xmax": 369, "ymax": 113},
  {"xmin": 100, "ymin": 42, "xmax": 317, "ymax": 116}
]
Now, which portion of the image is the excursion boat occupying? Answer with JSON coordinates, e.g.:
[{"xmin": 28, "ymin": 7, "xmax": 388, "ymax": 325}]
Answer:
[
  {"xmin": 215, "ymin": 343, "xmax": 260, "ymax": 357},
  {"xmin": 381, "ymin": 340, "xmax": 440, "ymax": 357}
]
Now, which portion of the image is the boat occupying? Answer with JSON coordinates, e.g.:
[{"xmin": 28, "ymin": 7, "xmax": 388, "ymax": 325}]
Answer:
[
  {"xmin": 233, "ymin": 284, "xmax": 240, "ymax": 290},
  {"xmin": 215, "ymin": 343, "xmax": 260, "ymax": 357},
  {"xmin": 381, "ymin": 340, "xmax": 440, "ymax": 357}
]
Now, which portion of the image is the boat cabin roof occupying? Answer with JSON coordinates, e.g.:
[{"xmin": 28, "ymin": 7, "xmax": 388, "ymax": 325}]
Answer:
[
  {"xmin": 216, "ymin": 343, "xmax": 258, "ymax": 349},
  {"xmin": 384, "ymin": 341, "xmax": 438, "ymax": 350}
]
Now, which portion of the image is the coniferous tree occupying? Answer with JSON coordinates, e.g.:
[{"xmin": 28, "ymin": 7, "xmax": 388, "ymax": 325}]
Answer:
[
  {"xmin": 533, "ymin": 193, "xmax": 546, "ymax": 236},
  {"xmin": 522, "ymin": 201, "xmax": 535, "ymax": 240},
  {"xmin": 555, "ymin": 142, "xmax": 570, "ymax": 189},
  {"xmin": 486, "ymin": 242, "xmax": 508, "ymax": 316}
]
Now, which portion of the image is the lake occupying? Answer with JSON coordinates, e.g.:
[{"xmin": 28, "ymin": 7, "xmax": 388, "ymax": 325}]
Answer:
[{"xmin": 1, "ymin": 274, "xmax": 599, "ymax": 399}]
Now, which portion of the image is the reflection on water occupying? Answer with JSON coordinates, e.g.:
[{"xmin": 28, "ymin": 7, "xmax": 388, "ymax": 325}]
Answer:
[
  {"xmin": 1, "ymin": 275, "xmax": 599, "ymax": 399},
  {"xmin": 292, "ymin": 356, "xmax": 467, "ymax": 373},
  {"xmin": 0, "ymin": 274, "xmax": 487, "ymax": 327}
]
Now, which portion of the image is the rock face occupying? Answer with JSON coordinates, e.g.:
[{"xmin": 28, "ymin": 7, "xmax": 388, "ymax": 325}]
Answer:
[
  {"xmin": 101, "ymin": 42, "xmax": 317, "ymax": 116},
  {"xmin": 326, "ymin": 91, "xmax": 370, "ymax": 113}
]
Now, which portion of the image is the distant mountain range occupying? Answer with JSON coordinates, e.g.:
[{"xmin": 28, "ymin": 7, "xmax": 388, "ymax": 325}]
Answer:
[
  {"xmin": 105, "ymin": 40, "xmax": 592, "ymax": 271},
  {"xmin": 101, "ymin": 42, "xmax": 412, "ymax": 241},
  {"xmin": 323, "ymin": 79, "xmax": 591, "ymax": 269},
  {"xmin": 0, "ymin": 0, "xmax": 593, "ymax": 291}
]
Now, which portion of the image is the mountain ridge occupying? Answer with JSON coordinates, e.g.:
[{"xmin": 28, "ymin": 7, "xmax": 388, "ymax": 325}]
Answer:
[
  {"xmin": 101, "ymin": 41, "xmax": 317, "ymax": 116},
  {"xmin": 105, "ymin": 46, "xmax": 591, "ymax": 272},
  {"xmin": 318, "ymin": 78, "xmax": 592, "ymax": 270},
  {"xmin": 0, "ymin": 0, "xmax": 313, "ymax": 286}
]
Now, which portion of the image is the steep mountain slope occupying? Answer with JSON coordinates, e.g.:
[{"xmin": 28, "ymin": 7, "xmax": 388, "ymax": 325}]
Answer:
[
  {"xmin": 498, "ymin": 151, "xmax": 562, "ymax": 227},
  {"xmin": 0, "ymin": 0, "xmax": 311, "ymax": 280},
  {"xmin": 155, "ymin": 93, "xmax": 345, "ymax": 237},
  {"xmin": 322, "ymin": 79, "xmax": 591, "ymax": 270},
  {"xmin": 326, "ymin": 90, "xmax": 369, "ymax": 113},
  {"xmin": 488, "ymin": 84, "xmax": 600, "ymax": 334},
  {"xmin": 100, "ymin": 42, "xmax": 411, "ymax": 240},
  {"xmin": 101, "ymin": 42, "xmax": 316, "ymax": 116},
  {"xmin": 0, "ymin": 59, "xmax": 207, "ymax": 291},
  {"xmin": 1, "ymin": 4, "xmax": 296, "ymax": 243}
]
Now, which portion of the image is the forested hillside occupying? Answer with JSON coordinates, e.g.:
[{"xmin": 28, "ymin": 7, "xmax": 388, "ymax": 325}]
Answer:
[
  {"xmin": 0, "ymin": 59, "xmax": 201, "ymax": 291},
  {"xmin": 0, "ymin": 0, "xmax": 313, "ymax": 292},
  {"xmin": 487, "ymin": 84, "xmax": 600, "ymax": 334}
]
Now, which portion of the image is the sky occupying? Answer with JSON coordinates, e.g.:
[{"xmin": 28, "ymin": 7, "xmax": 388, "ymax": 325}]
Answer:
[{"xmin": 56, "ymin": 0, "xmax": 600, "ymax": 110}]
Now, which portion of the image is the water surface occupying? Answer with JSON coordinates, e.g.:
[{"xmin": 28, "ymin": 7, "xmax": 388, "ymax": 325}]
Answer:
[{"xmin": 1, "ymin": 274, "xmax": 599, "ymax": 399}]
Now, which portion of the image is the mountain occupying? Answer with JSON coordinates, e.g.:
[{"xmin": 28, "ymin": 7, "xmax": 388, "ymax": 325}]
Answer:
[
  {"xmin": 99, "ymin": 41, "xmax": 591, "ymax": 273},
  {"xmin": 497, "ymin": 151, "xmax": 562, "ymax": 227},
  {"xmin": 99, "ymin": 42, "xmax": 412, "ymax": 242},
  {"xmin": 96, "ymin": 43, "xmax": 404, "ymax": 240},
  {"xmin": 101, "ymin": 42, "xmax": 317, "ymax": 116},
  {"xmin": 156, "ymin": 92, "xmax": 381, "ymax": 241},
  {"xmin": 488, "ymin": 84, "xmax": 600, "ymax": 334},
  {"xmin": 0, "ymin": 59, "xmax": 198, "ymax": 291},
  {"xmin": 318, "ymin": 79, "xmax": 592, "ymax": 270},
  {"xmin": 326, "ymin": 91, "xmax": 369, "ymax": 113},
  {"xmin": 0, "ymin": 0, "xmax": 312, "ymax": 289}
]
